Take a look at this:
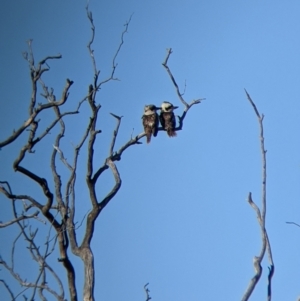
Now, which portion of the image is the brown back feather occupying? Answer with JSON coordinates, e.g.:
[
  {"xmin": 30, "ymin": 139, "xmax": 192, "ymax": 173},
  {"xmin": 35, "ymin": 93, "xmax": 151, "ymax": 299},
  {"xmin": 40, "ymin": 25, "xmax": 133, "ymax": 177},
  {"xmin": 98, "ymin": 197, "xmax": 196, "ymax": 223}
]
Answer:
[
  {"xmin": 142, "ymin": 113, "xmax": 158, "ymax": 143},
  {"xmin": 160, "ymin": 111, "xmax": 176, "ymax": 137}
]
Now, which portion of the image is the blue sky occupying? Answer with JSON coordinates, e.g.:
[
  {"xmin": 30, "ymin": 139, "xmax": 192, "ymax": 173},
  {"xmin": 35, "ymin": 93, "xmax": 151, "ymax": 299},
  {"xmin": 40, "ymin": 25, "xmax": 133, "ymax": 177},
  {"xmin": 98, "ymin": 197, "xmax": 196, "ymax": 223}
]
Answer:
[{"xmin": 1, "ymin": 0, "xmax": 300, "ymax": 300}]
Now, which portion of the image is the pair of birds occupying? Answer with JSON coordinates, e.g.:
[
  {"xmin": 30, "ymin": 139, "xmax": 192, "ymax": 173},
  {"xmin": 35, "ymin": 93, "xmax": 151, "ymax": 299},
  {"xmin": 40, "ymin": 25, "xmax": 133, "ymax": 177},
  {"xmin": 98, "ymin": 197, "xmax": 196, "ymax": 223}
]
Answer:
[{"xmin": 142, "ymin": 101, "xmax": 178, "ymax": 144}]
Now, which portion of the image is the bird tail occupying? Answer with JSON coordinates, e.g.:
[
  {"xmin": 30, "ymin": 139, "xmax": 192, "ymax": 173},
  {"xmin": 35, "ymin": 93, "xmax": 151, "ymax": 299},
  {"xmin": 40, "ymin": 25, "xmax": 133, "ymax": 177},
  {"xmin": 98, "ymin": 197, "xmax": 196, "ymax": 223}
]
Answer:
[
  {"xmin": 146, "ymin": 133, "xmax": 152, "ymax": 144},
  {"xmin": 167, "ymin": 129, "xmax": 177, "ymax": 137}
]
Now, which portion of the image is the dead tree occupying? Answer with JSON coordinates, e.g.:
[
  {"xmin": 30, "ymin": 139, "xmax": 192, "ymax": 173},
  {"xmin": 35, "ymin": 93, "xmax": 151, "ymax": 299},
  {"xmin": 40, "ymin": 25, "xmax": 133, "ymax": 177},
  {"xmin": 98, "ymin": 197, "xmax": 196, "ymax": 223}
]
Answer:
[
  {"xmin": 0, "ymin": 6, "xmax": 203, "ymax": 301},
  {"xmin": 241, "ymin": 90, "xmax": 274, "ymax": 301}
]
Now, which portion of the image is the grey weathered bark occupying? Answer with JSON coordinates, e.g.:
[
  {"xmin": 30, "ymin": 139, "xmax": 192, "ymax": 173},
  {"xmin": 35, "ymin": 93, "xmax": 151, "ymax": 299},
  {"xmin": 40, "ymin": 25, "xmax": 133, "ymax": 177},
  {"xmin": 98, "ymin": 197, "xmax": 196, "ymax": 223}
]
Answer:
[{"xmin": 241, "ymin": 90, "xmax": 274, "ymax": 301}]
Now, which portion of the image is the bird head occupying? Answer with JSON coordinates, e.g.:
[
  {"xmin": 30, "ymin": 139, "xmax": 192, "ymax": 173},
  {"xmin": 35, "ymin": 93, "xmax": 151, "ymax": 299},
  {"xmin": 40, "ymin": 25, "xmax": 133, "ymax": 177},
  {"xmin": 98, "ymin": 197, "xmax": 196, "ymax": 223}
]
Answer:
[
  {"xmin": 144, "ymin": 104, "xmax": 158, "ymax": 115},
  {"xmin": 161, "ymin": 101, "xmax": 179, "ymax": 112}
]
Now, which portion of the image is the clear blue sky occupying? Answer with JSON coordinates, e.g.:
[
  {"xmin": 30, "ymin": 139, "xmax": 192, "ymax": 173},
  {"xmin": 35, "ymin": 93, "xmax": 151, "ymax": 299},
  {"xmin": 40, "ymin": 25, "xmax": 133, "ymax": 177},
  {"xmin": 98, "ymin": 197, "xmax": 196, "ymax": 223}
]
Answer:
[{"xmin": 1, "ymin": 0, "xmax": 300, "ymax": 300}]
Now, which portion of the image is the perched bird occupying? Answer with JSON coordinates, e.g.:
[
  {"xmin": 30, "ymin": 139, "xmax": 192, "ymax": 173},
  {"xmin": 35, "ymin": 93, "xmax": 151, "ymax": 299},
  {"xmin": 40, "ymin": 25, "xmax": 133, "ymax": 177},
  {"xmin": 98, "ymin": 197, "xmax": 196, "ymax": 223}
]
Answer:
[
  {"xmin": 142, "ymin": 104, "xmax": 159, "ymax": 144},
  {"xmin": 159, "ymin": 101, "xmax": 178, "ymax": 137}
]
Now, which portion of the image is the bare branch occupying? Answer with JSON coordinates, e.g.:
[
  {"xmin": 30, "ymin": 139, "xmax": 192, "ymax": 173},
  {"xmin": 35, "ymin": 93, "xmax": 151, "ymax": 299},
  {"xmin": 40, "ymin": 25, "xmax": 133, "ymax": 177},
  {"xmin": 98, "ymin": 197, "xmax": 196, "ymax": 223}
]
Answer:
[
  {"xmin": 241, "ymin": 90, "xmax": 274, "ymax": 301},
  {"xmin": 109, "ymin": 113, "xmax": 123, "ymax": 156},
  {"xmin": 33, "ymin": 110, "xmax": 78, "ymax": 148},
  {"xmin": 144, "ymin": 283, "xmax": 151, "ymax": 301},
  {"xmin": 86, "ymin": 2, "xmax": 132, "ymax": 91},
  {"xmin": 98, "ymin": 159, "xmax": 122, "ymax": 210},
  {"xmin": 0, "ymin": 79, "xmax": 73, "ymax": 148},
  {"xmin": 67, "ymin": 116, "xmax": 94, "ymax": 220},
  {"xmin": 97, "ymin": 14, "xmax": 133, "ymax": 87},
  {"xmin": 111, "ymin": 132, "xmax": 144, "ymax": 159},
  {"xmin": 0, "ymin": 211, "xmax": 39, "ymax": 228},
  {"xmin": 86, "ymin": 6, "xmax": 99, "ymax": 77},
  {"xmin": 244, "ymin": 89, "xmax": 261, "ymax": 119},
  {"xmin": 241, "ymin": 194, "xmax": 266, "ymax": 301},
  {"xmin": 53, "ymin": 144, "xmax": 73, "ymax": 170},
  {"xmin": 286, "ymin": 221, "xmax": 300, "ymax": 228},
  {"xmin": 175, "ymin": 98, "xmax": 205, "ymax": 132},
  {"xmin": 162, "ymin": 48, "xmax": 205, "ymax": 131},
  {"xmin": 0, "ymin": 227, "xmax": 63, "ymax": 300},
  {"xmin": 47, "ymin": 103, "xmax": 78, "ymax": 300},
  {"xmin": 10, "ymin": 195, "xmax": 65, "ymax": 300},
  {"xmin": 0, "ymin": 279, "xmax": 15, "ymax": 299},
  {"xmin": 162, "ymin": 48, "xmax": 188, "ymax": 107},
  {"xmin": 0, "ymin": 188, "xmax": 43, "ymax": 212},
  {"xmin": 267, "ymin": 263, "xmax": 275, "ymax": 301},
  {"xmin": 38, "ymin": 54, "xmax": 62, "ymax": 67},
  {"xmin": 92, "ymin": 131, "xmax": 144, "ymax": 184},
  {"xmin": 12, "ymin": 163, "xmax": 55, "ymax": 213},
  {"xmin": 0, "ymin": 245, "xmax": 64, "ymax": 300}
]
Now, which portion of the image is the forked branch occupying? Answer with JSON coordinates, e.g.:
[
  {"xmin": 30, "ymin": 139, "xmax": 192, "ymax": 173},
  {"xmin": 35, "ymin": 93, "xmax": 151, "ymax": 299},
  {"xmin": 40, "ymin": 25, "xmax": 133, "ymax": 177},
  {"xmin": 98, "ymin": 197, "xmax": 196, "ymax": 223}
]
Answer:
[
  {"xmin": 162, "ymin": 48, "xmax": 205, "ymax": 131},
  {"xmin": 109, "ymin": 113, "xmax": 123, "ymax": 156},
  {"xmin": 92, "ymin": 49, "xmax": 205, "ymax": 184},
  {"xmin": 0, "ymin": 78, "xmax": 73, "ymax": 148},
  {"xmin": 86, "ymin": 3, "xmax": 132, "ymax": 89},
  {"xmin": 241, "ymin": 90, "xmax": 274, "ymax": 301},
  {"xmin": 144, "ymin": 283, "xmax": 151, "ymax": 301}
]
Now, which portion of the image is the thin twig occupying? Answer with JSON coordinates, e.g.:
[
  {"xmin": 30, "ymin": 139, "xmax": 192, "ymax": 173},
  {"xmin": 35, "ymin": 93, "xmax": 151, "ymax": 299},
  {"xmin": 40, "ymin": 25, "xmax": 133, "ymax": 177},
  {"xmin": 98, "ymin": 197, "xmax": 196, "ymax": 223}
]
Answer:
[
  {"xmin": 109, "ymin": 113, "xmax": 123, "ymax": 156},
  {"xmin": 96, "ymin": 14, "xmax": 133, "ymax": 88},
  {"xmin": 0, "ymin": 79, "xmax": 73, "ymax": 148},
  {"xmin": 86, "ymin": 6, "xmax": 99, "ymax": 77},
  {"xmin": 162, "ymin": 48, "xmax": 188, "ymax": 107},
  {"xmin": 144, "ymin": 283, "xmax": 151, "ymax": 301},
  {"xmin": 0, "ymin": 279, "xmax": 15, "ymax": 299},
  {"xmin": 0, "ymin": 211, "xmax": 39, "ymax": 228},
  {"xmin": 162, "ymin": 48, "xmax": 205, "ymax": 131},
  {"xmin": 286, "ymin": 221, "xmax": 300, "ymax": 228}
]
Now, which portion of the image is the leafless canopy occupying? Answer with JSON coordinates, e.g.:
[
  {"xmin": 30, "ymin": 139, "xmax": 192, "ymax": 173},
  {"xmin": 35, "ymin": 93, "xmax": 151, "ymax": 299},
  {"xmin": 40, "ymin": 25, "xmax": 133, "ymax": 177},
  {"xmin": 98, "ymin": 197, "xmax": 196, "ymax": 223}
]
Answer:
[{"xmin": 0, "ymin": 6, "xmax": 203, "ymax": 301}]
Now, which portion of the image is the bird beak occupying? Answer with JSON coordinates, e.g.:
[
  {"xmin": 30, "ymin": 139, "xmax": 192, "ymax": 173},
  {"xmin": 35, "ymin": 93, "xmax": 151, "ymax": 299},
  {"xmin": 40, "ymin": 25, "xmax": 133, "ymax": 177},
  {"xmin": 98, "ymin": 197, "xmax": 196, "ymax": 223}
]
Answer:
[{"xmin": 173, "ymin": 106, "xmax": 179, "ymax": 110}]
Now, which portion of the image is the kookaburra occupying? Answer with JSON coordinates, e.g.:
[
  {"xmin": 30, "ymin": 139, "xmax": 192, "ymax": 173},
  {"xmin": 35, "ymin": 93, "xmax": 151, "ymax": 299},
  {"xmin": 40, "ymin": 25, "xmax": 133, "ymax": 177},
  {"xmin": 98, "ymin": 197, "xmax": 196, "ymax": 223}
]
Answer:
[
  {"xmin": 159, "ymin": 101, "xmax": 178, "ymax": 137},
  {"xmin": 142, "ymin": 104, "xmax": 159, "ymax": 144}
]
